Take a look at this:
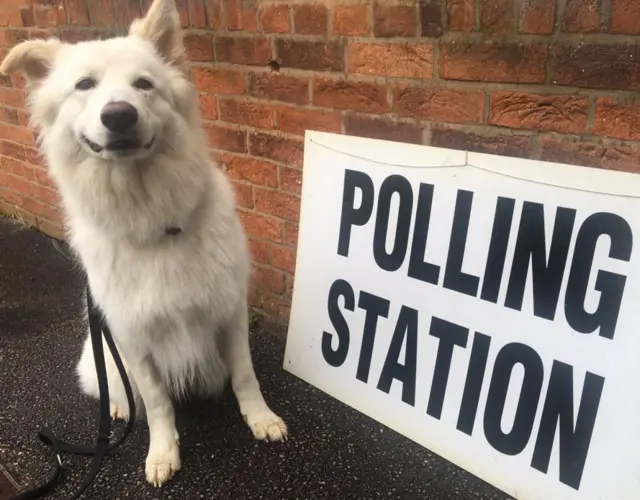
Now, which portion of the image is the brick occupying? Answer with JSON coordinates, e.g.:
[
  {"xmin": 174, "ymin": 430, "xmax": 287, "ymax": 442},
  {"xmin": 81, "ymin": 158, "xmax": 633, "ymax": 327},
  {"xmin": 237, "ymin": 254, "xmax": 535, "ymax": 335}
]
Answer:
[
  {"xmin": 33, "ymin": 6, "xmax": 62, "ymax": 28},
  {"xmin": 519, "ymin": 0, "xmax": 556, "ymax": 34},
  {"xmin": 220, "ymin": 98, "xmax": 274, "ymax": 129},
  {"xmin": 420, "ymin": 0, "xmax": 443, "ymax": 37},
  {"xmin": 431, "ymin": 127, "xmax": 533, "ymax": 158},
  {"xmin": 66, "ymin": 0, "xmax": 89, "ymax": 25},
  {"xmin": 188, "ymin": 0, "xmax": 206, "ymax": 27},
  {"xmin": 0, "ymin": 106, "xmax": 19, "ymax": 126},
  {"xmin": 0, "ymin": 156, "xmax": 26, "ymax": 177},
  {"xmin": 227, "ymin": 0, "xmax": 243, "ymax": 30},
  {"xmin": 113, "ymin": 0, "xmax": 143, "ymax": 25},
  {"xmin": 611, "ymin": 0, "xmax": 640, "ymax": 34},
  {"xmin": 333, "ymin": 5, "xmax": 370, "ymax": 36},
  {"xmin": 0, "ymin": 123, "xmax": 35, "ymax": 147},
  {"xmin": 38, "ymin": 219, "xmax": 65, "ymax": 240},
  {"xmin": 231, "ymin": 180, "xmax": 253, "ymax": 208},
  {"xmin": 276, "ymin": 39, "xmax": 344, "ymax": 72},
  {"xmin": 215, "ymin": 36, "xmax": 272, "ymax": 66},
  {"xmin": 249, "ymin": 132, "xmax": 304, "ymax": 166},
  {"xmin": 254, "ymin": 265, "xmax": 287, "ymax": 294},
  {"xmin": 87, "ymin": 1, "xmax": 114, "ymax": 25},
  {"xmin": 260, "ymin": 4, "xmax": 290, "ymax": 33},
  {"xmin": 25, "ymin": 165, "xmax": 52, "ymax": 187},
  {"xmin": 0, "ymin": 7, "xmax": 23, "ymax": 27},
  {"xmin": 24, "ymin": 147, "xmax": 44, "ymax": 168},
  {"xmin": 255, "ymin": 187, "xmax": 300, "ymax": 222},
  {"xmin": 344, "ymin": 114, "xmax": 422, "ymax": 145},
  {"xmin": 261, "ymin": 295, "xmax": 291, "ymax": 321},
  {"xmin": 249, "ymin": 72, "xmax": 309, "ymax": 105},
  {"xmin": 284, "ymin": 221, "xmax": 298, "ymax": 247},
  {"xmin": 279, "ymin": 166, "xmax": 302, "ymax": 195},
  {"xmin": 539, "ymin": 138, "xmax": 640, "ymax": 173},
  {"xmin": 177, "ymin": 0, "xmax": 189, "ymax": 27},
  {"xmin": 205, "ymin": 0, "xmax": 224, "ymax": 29},
  {"xmin": 20, "ymin": 7, "xmax": 36, "ymax": 27},
  {"xmin": 244, "ymin": 6, "xmax": 258, "ymax": 32},
  {"xmin": 59, "ymin": 27, "xmax": 116, "ymax": 43},
  {"xmin": 480, "ymin": 0, "xmax": 512, "ymax": 34},
  {"xmin": 0, "ymin": 87, "xmax": 27, "ymax": 108},
  {"xmin": 549, "ymin": 44, "xmax": 640, "ymax": 90},
  {"xmin": 448, "ymin": 0, "xmax": 475, "ymax": 31},
  {"xmin": 563, "ymin": 0, "xmax": 599, "ymax": 32},
  {"xmin": 0, "ymin": 140, "xmax": 26, "ymax": 162},
  {"xmin": 205, "ymin": 123, "xmax": 246, "ymax": 153},
  {"xmin": 198, "ymin": 93, "xmax": 218, "ymax": 121},
  {"xmin": 373, "ymin": 3, "xmax": 416, "ymax": 37},
  {"xmin": 1, "ymin": 8, "xmax": 20, "ymax": 26},
  {"xmin": 441, "ymin": 42, "xmax": 548, "ymax": 83},
  {"xmin": 4, "ymin": 173, "xmax": 31, "ymax": 196},
  {"xmin": 489, "ymin": 91, "xmax": 588, "ymax": 134},
  {"xmin": 275, "ymin": 106, "xmax": 342, "ymax": 136},
  {"xmin": 248, "ymin": 285, "xmax": 262, "ymax": 308},
  {"xmin": 31, "ymin": 184, "xmax": 59, "ymax": 207},
  {"xmin": 239, "ymin": 211, "xmax": 283, "ymax": 241},
  {"xmin": 28, "ymin": 28, "xmax": 53, "ymax": 40},
  {"xmin": 8, "ymin": 28, "xmax": 38, "ymax": 45},
  {"xmin": 0, "ymin": 190, "xmax": 24, "ymax": 209},
  {"xmin": 271, "ymin": 245, "xmax": 296, "ymax": 273},
  {"xmin": 313, "ymin": 78, "xmax": 388, "ymax": 113},
  {"xmin": 0, "ymin": 31, "xmax": 12, "ymax": 48},
  {"xmin": 184, "ymin": 33, "xmax": 213, "ymax": 62},
  {"xmin": 2, "ymin": 157, "xmax": 26, "ymax": 178},
  {"xmin": 192, "ymin": 67, "xmax": 246, "ymax": 95},
  {"xmin": 349, "ymin": 42, "xmax": 433, "ymax": 78},
  {"xmin": 593, "ymin": 98, "xmax": 640, "ymax": 141},
  {"xmin": 223, "ymin": 153, "xmax": 278, "ymax": 187},
  {"xmin": 18, "ymin": 162, "xmax": 40, "ymax": 182},
  {"xmin": 249, "ymin": 238, "xmax": 270, "ymax": 264},
  {"xmin": 293, "ymin": 4, "xmax": 328, "ymax": 35},
  {"xmin": 393, "ymin": 86, "xmax": 484, "ymax": 124}
]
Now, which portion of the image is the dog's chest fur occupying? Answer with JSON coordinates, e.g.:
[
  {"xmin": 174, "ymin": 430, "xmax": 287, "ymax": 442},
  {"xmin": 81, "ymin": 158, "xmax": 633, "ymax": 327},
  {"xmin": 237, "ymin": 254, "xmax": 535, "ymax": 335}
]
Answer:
[{"xmin": 54, "ymin": 155, "xmax": 251, "ymax": 395}]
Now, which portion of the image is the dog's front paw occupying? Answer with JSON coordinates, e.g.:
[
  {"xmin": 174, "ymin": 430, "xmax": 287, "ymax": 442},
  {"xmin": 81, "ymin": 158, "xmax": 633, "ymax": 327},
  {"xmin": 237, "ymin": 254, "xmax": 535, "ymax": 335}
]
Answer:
[
  {"xmin": 145, "ymin": 437, "xmax": 181, "ymax": 487},
  {"xmin": 110, "ymin": 403, "xmax": 129, "ymax": 421},
  {"xmin": 244, "ymin": 408, "xmax": 288, "ymax": 442}
]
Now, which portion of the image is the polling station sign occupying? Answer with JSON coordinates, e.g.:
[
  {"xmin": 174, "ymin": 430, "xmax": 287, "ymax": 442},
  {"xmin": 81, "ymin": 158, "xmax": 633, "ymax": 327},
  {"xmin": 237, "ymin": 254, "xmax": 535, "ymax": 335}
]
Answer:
[{"xmin": 284, "ymin": 131, "xmax": 640, "ymax": 500}]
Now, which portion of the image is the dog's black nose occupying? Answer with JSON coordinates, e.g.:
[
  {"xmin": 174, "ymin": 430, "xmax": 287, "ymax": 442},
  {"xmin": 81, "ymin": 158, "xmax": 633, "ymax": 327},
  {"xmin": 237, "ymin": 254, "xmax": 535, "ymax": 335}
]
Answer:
[{"xmin": 100, "ymin": 101, "xmax": 138, "ymax": 133}]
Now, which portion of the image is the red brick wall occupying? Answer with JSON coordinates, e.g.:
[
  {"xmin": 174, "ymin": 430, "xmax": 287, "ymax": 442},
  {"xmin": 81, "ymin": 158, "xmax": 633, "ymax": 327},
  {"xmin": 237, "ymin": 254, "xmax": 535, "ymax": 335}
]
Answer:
[{"xmin": 1, "ymin": 0, "xmax": 640, "ymax": 325}]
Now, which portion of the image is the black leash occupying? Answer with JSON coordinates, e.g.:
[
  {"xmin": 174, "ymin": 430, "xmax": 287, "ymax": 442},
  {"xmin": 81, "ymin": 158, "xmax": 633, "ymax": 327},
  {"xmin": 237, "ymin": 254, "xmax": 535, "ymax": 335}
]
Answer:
[{"xmin": 10, "ymin": 285, "xmax": 137, "ymax": 500}]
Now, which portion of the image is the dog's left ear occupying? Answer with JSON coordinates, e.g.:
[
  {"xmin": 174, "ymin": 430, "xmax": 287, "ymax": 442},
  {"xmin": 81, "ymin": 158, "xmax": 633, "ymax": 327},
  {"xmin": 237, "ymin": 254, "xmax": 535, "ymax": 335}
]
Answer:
[
  {"xmin": 0, "ymin": 39, "xmax": 62, "ymax": 83},
  {"xmin": 129, "ymin": 0, "xmax": 184, "ymax": 67}
]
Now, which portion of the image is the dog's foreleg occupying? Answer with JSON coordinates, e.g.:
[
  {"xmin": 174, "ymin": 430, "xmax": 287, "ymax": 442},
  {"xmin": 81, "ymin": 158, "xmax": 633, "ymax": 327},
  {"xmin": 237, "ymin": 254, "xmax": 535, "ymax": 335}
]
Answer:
[
  {"xmin": 76, "ymin": 331, "xmax": 140, "ymax": 421},
  {"xmin": 125, "ymin": 351, "xmax": 181, "ymax": 487},
  {"xmin": 222, "ymin": 304, "xmax": 288, "ymax": 442}
]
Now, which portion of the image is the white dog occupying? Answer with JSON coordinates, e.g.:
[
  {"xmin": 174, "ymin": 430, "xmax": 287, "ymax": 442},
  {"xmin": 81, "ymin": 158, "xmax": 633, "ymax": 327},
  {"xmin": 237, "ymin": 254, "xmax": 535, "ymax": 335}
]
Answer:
[{"xmin": 0, "ymin": 0, "xmax": 287, "ymax": 487}]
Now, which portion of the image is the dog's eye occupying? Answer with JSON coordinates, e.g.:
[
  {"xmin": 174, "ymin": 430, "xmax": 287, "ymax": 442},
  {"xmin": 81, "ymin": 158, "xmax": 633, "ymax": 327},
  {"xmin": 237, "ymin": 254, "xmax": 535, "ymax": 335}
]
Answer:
[
  {"xmin": 133, "ymin": 77, "xmax": 154, "ymax": 90},
  {"xmin": 75, "ymin": 77, "xmax": 96, "ymax": 91}
]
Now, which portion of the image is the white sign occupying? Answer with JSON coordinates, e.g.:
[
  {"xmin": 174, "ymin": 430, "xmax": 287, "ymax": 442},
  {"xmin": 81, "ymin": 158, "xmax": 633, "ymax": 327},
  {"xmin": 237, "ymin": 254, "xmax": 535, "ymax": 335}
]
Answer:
[{"xmin": 284, "ymin": 131, "xmax": 640, "ymax": 500}]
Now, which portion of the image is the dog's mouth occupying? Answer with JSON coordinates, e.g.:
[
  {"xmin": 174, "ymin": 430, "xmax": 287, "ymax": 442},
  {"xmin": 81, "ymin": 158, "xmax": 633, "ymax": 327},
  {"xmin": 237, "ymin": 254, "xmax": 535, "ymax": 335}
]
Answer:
[{"xmin": 82, "ymin": 135, "xmax": 155, "ymax": 154}]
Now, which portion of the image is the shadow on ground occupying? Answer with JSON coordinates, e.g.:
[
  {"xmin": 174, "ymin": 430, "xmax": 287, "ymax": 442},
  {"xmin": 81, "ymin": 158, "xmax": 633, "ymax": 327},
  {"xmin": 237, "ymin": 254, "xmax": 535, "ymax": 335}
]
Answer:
[{"xmin": 0, "ymin": 217, "xmax": 510, "ymax": 500}]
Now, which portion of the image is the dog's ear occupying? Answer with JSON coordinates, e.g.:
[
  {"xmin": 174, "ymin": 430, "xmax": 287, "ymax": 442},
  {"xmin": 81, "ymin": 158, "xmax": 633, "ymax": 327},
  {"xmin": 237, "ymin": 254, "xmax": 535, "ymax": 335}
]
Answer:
[
  {"xmin": 0, "ymin": 39, "xmax": 62, "ymax": 83},
  {"xmin": 129, "ymin": 0, "xmax": 184, "ymax": 67}
]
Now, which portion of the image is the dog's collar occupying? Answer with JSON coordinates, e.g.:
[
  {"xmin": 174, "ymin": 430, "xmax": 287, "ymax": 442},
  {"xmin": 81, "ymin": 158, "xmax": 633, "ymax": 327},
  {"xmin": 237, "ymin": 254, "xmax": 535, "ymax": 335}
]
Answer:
[{"xmin": 165, "ymin": 227, "xmax": 182, "ymax": 235}]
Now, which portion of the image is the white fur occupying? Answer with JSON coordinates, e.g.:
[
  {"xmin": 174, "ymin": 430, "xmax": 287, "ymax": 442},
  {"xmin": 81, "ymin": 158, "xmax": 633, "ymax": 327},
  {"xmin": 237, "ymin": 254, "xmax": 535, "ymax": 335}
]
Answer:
[{"xmin": 1, "ymin": 0, "xmax": 287, "ymax": 487}]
